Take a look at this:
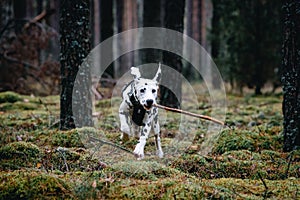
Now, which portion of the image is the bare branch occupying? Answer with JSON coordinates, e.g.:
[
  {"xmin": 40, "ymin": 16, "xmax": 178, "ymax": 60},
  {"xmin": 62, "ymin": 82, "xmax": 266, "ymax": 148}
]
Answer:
[
  {"xmin": 154, "ymin": 104, "xmax": 225, "ymax": 126},
  {"xmin": 89, "ymin": 136, "xmax": 134, "ymax": 155}
]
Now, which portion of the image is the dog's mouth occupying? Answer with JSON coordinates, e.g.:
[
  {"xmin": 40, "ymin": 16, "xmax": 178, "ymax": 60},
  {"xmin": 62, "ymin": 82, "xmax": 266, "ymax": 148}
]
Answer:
[{"xmin": 143, "ymin": 104, "xmax": 152, "ymax": 110}]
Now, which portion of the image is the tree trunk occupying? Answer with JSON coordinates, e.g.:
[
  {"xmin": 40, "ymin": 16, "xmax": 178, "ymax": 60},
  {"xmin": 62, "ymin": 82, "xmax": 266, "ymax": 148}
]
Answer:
[
  {"xmin": 253, "ymin": 0, "xmax": 263, "ymax": 95},
  {"xmin": 100, "ymin": 0, "xmax": 114, "ymax": 78},
  {"xmin": 0, "ymin": 0, "xmax": 13, "ymax": 31},
  {"xmin": 211, "ymin": 0, "xmax": 219, "ymax": 60},
  {"xmin": 60, "ymin": 0, "xmax": 93, "ymax": 130},
  {"xmin": 282, "ymin": 0, "xmax": 300, "ymax": 151},
  {"xmin": 113, "ymin": 0, "xmax": 123, "ymax": 77},
  {"xmin": 13, "ymin": 0, "xmax": 26, "ymax": 19},
  {"xmin": 121, "ymin": 0, "xmax": 137, "ymax": 73},
  {"xmin": 13, "ymin": 0, "xmax": 26, "ymax": 33},
  {"xmin": 160, "ymin": 0, "xmax": 185, "ymax": 108},
  {"xmin": 139, "ymin": 0, "xmax": 162, "ymax": 66}
]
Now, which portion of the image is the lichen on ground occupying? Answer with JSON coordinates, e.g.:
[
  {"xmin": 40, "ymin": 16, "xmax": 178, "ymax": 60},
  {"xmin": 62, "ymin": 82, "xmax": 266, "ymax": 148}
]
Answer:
[{"xmin": 0, "ymin": 91, "xmax": 299, "ymax": 199}]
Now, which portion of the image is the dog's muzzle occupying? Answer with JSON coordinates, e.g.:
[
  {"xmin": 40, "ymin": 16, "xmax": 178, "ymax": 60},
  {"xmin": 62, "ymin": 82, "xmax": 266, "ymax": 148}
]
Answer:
[{"xmin": 144, "ymin": 99, "xmax": 154, "ymax": 110}]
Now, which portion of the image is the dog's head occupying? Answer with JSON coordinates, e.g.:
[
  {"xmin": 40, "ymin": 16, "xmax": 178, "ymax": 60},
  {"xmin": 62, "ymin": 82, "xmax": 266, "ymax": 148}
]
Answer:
[{"xmin": 131, "ymin": 63, "xmax": 161, "ymax": 110}]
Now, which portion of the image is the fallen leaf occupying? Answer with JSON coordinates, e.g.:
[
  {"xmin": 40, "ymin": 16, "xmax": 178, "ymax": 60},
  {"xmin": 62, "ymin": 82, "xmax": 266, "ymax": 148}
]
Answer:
[{"xmin": 92, "ymin": 180, "xmax": 97, "ymax": 188}]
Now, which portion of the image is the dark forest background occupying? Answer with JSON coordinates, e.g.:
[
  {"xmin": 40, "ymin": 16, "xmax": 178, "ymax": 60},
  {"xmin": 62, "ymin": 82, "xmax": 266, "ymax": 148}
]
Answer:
[{"xmin": 0, "ymin": 0, "xmax": 282, "ymax": 96}]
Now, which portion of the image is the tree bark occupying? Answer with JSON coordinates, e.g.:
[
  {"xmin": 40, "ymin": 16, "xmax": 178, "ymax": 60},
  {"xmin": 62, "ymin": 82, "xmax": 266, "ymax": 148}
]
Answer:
[
  {"xmin": 160, "ymin": 0, "xmax": 185, "ymax": 108},
  {"xmin": 0, "ymin": 0, "xmax": 13, "ymax": 32},
  {"xmin": 139, "ymin": 0, "xmax": 162, "ymax": 66},
  {"xmin": 60, "ymin": 0, "xmax": 93, "ymax": 130},
  {"xmin": 282, "ymin": 0, "xmax": 300, "ymax": 151},
  {"xmin": 113, "ymin": 0, "xmax": 123, "ymax": 77}
]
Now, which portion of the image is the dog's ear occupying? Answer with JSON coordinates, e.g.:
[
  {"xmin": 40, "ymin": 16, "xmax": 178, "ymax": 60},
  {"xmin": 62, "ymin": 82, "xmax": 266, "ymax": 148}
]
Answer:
[
  {"xmin": 153, "ymin": 63, "xmax": 162, "ymax": 83},
  {"xmin": 131, "ymin": 67, "xmax": 141, "ymax": 79}
]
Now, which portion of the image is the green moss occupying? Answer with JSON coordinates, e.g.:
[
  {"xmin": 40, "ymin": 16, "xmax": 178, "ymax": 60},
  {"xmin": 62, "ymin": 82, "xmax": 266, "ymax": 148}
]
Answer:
[
  {"xmin": 222, "ymin": 150, "xmax": 261, "ymax": 161},
  {"xmin": 0, "ymin": 142, "xmax": 42, "ymax": 169},
  {"xmin": 0, "ymin": 170, "xmax": 72, "ymax": 199},
  {"xmin": 109, "ymin": 161, "xmax": 180, "ymax": 180},
  {"xmin": 213, "ymin": 129, "xmax": 256, "ymax": 154},
  {"xmin": 116, "ymin": 178, "xmax": 207, "ymax": 199},
  {"xmin": 171, "ymin": 154, "xmax": 209, "ymax": 177},
  {"xmin": 48, "ymin": 147, "xmax": 80, "ymax": 172},
  {"xmin": 172, "ymin": 151, "xmax": 300, "ymax": 180},
  {"xmin": 260, "ymin": 150, "xmax": 282, "ymax": 161},
  {"xmin": 209, "ymin": 178, "xmax": 300, "ymax": 199},
  {"xmin": 0, "ymin": 91, "xmax": 22, "ymax": 103},
  {"xmin": 51, "ymin": 129, "xmax": 83, "ymax": 147},
  {"xmin": 95, "ymin": 98, "xmax": 112, "ymax": 107},
  {"xmin": 0, "ymin": 91, "xmax": 298, "ymax": 199},
  {"xmin": 213, "ymin": 128, "xmax": 283, "ymax": 154},
  {"xmin": 0, "ymin": 101, "xmax": 39, "ymax": 111}
]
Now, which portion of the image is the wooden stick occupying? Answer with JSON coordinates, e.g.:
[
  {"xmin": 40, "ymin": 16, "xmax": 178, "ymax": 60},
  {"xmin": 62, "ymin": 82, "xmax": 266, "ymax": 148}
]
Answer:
[{"xmin": 154, "ymin": 104, "xmax": 225, "ymax": 126}]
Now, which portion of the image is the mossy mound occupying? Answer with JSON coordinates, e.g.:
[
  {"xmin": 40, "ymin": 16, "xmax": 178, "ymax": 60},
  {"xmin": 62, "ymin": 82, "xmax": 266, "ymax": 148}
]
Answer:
[
  {"xmin": 0, "ymin": 142, "xmax": 42, "ymax": 170},
  {"xmin": 51, "ymin": 129, "xmax": 84, "ymax": 147},
  {"xmin": 0, "ymin": 170, "xmax": 72, "ymax": 199},
  {"xmin": 0, "ymin": 101, "xmax": 39, "ymax": 111},
  {"xmin": 45, "ymin": 147, "xmax": 103, "ymax": 172},
  {"xmin": 71, "ymin": 171, "xmax": 229, "ymax": 199},
  {"xmin": 0, "ymin": 91, "xmax": 23, "ymax": 103},
  {"xmin": 208, "ymin": 178, "xmax": 300, "ymax": 199},
  {"xmin": 222, "ymin": 149, "xmax": 261, "ymax": 160},
  {"xmin": 0, "ymin": 91, "xmax": 42, "ymax": 111},
  {"xmin": 103, "ymin": 178, "xmax": 207, "ymax": 199},
  {"xmin": 171, "ymin": 151, "xmax": 300, "ymax": 180},
  {"xmin": 213, "ymin": 127, "xmax": 283, "ymax": 154},
  {"xmin": 109, "ymin": 161, "xmax": 181, "ymax": 180}
]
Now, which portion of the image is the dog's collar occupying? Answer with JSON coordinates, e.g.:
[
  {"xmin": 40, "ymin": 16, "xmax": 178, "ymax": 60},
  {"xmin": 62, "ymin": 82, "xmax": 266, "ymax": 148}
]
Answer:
[{"xmin": 129, "ymin": 92, "xmax": 146, "ymax": 126}]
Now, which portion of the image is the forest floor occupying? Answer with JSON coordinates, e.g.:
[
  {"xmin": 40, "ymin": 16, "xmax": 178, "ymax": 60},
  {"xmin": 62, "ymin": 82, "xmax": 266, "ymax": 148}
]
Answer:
[{"xmin": 0, "ymin": 90, "xmax": 299, "ymax": 199}]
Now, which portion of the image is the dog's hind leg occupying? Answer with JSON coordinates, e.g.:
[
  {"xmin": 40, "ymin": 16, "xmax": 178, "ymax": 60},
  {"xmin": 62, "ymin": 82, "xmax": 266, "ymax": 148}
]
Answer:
[
  {"xmin": 153, "ymin": 109, "xmax": 163, "ymax": 158},
  {"xmin": 119, "ymin": 101, "xmax": 131, "ymax": 141}
]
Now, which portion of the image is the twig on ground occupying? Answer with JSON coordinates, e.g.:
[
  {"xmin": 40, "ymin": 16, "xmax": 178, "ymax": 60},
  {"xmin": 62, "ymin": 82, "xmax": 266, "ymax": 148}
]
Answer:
[
  {"xmin": 285, "ymin": 151, "xmax": 294, "ymax": 179},
  {"xmin": 57, "ymin": 147, "xmax": 69, "ymax": 172},
  {"xmin": 89, "ymin": 136, "xmax": 134, "ymax": 155},
  {"xmin": 257, "ymin": 172, "xmax": 268, "ymax": 198}
]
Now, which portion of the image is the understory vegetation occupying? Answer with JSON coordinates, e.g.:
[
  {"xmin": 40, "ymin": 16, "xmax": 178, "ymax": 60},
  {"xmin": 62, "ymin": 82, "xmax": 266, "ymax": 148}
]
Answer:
[{"xmin": 0, "ymin": 90, "xmax": 299, "ymax": 199}]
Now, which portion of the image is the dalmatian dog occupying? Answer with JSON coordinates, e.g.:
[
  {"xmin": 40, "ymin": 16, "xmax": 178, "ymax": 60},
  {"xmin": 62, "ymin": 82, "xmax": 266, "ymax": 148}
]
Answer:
[{"xmin": 119, "ymin": 63, "xmax": 163, "ymax": 160}]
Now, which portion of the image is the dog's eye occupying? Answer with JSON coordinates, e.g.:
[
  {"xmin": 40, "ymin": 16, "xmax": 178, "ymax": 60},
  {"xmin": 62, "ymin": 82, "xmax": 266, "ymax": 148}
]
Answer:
[
  {"xmin": 152, "ymin": 89, "xmax": 156, "ymax": 93},
  {"xmin": 140, "ymin": 89, "xmax": 145, "ymax": 93}
]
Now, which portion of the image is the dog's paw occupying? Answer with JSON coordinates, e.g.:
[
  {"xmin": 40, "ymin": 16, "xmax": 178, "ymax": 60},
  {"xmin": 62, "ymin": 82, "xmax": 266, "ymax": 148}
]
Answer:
[
  {"xmin": 133, "ymin": 141, "xmax": 145, "ymax": 160},
  {"xmin": 120, "ymin": 133, "xmax": 129, "ymax": 142},
  {"xmin": 156, "ymin": 150, "xmax": 164, "ymax": 158}
]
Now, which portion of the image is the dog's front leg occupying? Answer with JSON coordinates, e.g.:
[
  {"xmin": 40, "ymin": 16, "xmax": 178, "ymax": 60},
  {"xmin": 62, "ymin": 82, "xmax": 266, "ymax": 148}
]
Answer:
[{"xmin": 133, "ymin": 122, "xmax": 151, "ymax": 160}]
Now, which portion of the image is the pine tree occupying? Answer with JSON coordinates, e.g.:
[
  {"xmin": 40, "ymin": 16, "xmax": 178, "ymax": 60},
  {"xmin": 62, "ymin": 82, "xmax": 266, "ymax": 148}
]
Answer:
[
  {"xmin": 160, "ymin": 0, "xmax": 185, "ymax": 108},
  {"xmin": 282, "ymin": 0, "xmax": 300, "ymax": 151},
  {"xmin": 60, "ymin": 0, "xmax": 93, "ymax": 130}
]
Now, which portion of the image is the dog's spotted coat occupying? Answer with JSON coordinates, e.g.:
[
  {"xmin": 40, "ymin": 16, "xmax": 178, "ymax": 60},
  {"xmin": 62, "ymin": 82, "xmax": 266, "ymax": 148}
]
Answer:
[{"xmin": 119, "ymin": 64, "xmax": 163, "ymax": 160}]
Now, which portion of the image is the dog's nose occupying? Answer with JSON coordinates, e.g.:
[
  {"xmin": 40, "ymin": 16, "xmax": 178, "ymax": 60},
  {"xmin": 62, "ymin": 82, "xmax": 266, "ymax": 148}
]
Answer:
[{"xmin": 146, "ymin": 99, "xmax": 153, "ymax": 106}]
